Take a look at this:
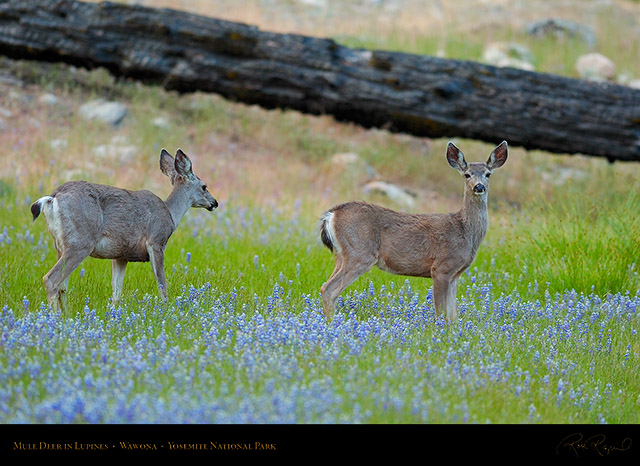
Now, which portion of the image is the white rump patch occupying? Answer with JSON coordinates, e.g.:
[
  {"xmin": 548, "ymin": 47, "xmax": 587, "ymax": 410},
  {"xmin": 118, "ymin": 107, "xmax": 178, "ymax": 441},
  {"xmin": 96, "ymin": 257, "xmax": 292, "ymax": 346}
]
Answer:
[
  {"xmin": 321, "ymin": 211, "xmax": 341, "ymax": 254},
  {"xmin": 39, "ymin": 196, "xmax": 64, "ymax": 251}
]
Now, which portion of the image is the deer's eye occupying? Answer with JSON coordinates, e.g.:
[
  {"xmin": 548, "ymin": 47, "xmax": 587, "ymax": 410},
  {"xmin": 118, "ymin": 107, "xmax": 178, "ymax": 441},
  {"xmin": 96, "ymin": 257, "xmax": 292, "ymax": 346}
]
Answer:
[
  {"xmin": 464, "ymin": 173, "xmax": 471, "ymax": 179},
  {"xmin": 485, "ymin": 172, "xmax": 491, "ymax": 178},
  {"xmin": 202, "ymin": 185, "xmax": 208, "ymax": 192}
]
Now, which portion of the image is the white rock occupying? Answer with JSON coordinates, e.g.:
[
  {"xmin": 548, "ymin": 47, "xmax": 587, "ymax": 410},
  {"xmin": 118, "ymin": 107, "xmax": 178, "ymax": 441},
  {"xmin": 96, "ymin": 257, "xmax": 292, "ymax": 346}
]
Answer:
[
  {"xmin": 29, "ymin": 117, "xmax": 41, "ymax": 129},
  {"xmin": 364, "ymin": 180, "xmax": 416, "ymax": 208},
  {"xmin": 541, "ymin": 167, "xmax": 587, "ymax": 186},
  {"xmin": 331, "ymin": 152, "xmax": 361, "ymax": 165},
  {"xmin": 110, "ymin": 134, "xmax": 128, "ymax": 145},
  {"xmin": 92, "ymin": 144, "xmax": 138, "ymax": 162},
  {"xmin": 78, "ymin": 99, "xmax": 128, "ymax": 126},
  {"xmin": 0, "ymin": 107, "xmax": 11, "ymax": 131},
  {"xmin": 152, "ymin": 116, "xmax": 171, "ymax": 128},
  {"xmin": 576, "ymin": 53, "xmax": 616, "ymax": 81},
  {"xmin": 526, "ymin": 19, "xmax": 596, "ymax": 48},
  {"xmin": 627, "ymin": 79, "xmax": 640, "ymax": 90},
  {"xmin": 50, "ymin": 139, "xmax": 68, "ymax": 150},
  {"xmin": 483, "ymin": 42, "xmax": 535, "ymax": 71},
  {"xmin": 39, "ymin": 93, "xmax": 59, "ymax": 105},
  {"xmin": 331, "ymin": 152, "xmax": 377, "ymax": 179},
  {"xmin": 298, "ymin": 0, "xmax": 327, "ymax": 7}
]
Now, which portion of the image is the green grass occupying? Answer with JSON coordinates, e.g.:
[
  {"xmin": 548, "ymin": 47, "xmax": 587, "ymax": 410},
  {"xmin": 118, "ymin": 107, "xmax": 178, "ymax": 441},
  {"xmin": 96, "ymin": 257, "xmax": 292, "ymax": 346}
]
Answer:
[
  {"xmin": 2, "ymin": 173, "xmax": 639, "ymax": 424},
  {"xmin": 470, "ymin": 185, "xmax": 640, "ymax": 301}
]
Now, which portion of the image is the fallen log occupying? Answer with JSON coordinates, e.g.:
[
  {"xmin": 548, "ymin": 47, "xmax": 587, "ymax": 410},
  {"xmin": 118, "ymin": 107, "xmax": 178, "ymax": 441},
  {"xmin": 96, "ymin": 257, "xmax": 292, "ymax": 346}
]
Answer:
[{"xmin": 1, "ymin": 0, "xmax": 639, "ymax": 161}]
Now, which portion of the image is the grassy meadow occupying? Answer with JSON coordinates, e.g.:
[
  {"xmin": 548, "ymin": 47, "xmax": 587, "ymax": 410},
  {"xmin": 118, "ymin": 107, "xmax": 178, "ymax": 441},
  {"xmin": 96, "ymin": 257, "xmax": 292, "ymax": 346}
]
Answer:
[{"xmin": 1, "ymin": 0, "xmax": 639, "ymax": 426}]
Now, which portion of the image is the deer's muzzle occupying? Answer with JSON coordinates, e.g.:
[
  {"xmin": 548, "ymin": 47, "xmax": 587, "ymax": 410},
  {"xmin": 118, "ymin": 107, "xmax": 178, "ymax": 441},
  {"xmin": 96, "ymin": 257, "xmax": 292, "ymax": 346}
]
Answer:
[{"xmin": 473, "ymin": 184, "xmax": 486, "ymax": 194}]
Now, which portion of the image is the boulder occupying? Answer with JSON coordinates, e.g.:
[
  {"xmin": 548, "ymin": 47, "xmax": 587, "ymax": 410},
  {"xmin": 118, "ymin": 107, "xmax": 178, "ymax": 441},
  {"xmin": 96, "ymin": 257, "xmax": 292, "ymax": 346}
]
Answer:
[
  {"xmin": 50, "ymin": 138, "xmax": 68, "ymax": 150},
  {"xmin": 628, "ymin": 80, "xmax": 640, "ymax": 90},
  {"xmin": 38, "ymin": 93, "xmax": 59, "ymax": 106},
  {"xmin": 575, "ymin": 53, "xmax": 616, "ymax": 81},
  {"xmin": 151, "ymin": 116, "xmax": 171, "ymax": 128},
  {"xmin": 331, "ymin": 152, "xmax": 361, "ymax": 166},
  {"xmin": 482, "ymin": 42, "xmax": 535, "ymax": 71},
  {"xmin": 363, "ymin": 180, "xmax": 416, "ymax": 209},
  {"xmin": 525, "ymin": 19, "xmax": 596, "ymax": 48},
  {"xmin": 92, "ymin": 143, "xmax": 138, "ymax": 162},
  {"xmin": 78, "ymin": 99, "xmax": 128, "ymax": 126},
  {"xmin": 331, "ymin": 152, "xmax": 377, "ymax": 180}
]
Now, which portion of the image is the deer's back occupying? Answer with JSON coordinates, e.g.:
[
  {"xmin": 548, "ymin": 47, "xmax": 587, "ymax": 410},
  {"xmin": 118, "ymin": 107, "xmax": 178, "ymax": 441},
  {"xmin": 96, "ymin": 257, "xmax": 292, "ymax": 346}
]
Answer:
[
  {"xmin": 51, "ymin": 181, "xmax": 174, "ymax": 261},
  {"xmin": 330, "ymin": 201, "xmax": 472, "ymax": 277},
  {"xmin": 331, "ymin": 201, "xmax": 456, "ymax": 239}
]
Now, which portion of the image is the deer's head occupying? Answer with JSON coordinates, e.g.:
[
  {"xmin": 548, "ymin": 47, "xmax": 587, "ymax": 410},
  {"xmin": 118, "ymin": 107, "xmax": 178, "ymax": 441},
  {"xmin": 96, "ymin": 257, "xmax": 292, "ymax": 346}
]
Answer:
[
  {"xmin": 446, "ymin": 141, "xmax": 508, "ymax": 197},
  {"xmin": 160, "ymin": 148, "xmax": 218, "ymax": 211}
]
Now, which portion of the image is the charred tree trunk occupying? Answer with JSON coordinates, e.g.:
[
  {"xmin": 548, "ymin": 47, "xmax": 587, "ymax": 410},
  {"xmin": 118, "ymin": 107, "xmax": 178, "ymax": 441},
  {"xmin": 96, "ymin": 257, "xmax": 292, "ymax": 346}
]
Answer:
[{"xmin": 1, "ymin": 0, "xmax": 639, "ymax": 161}]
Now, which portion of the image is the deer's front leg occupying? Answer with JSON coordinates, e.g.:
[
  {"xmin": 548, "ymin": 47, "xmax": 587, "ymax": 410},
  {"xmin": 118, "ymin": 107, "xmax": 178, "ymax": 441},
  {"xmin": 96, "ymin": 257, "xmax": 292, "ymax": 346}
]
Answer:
[
  {"xmin": 445, "ymin": 277, "xmax": 459, "ymax": 322},
  {"xmin": 111, "ymin": 259, "xmax": 128, "ymax": 303},
  {"xmin": 146, "ymin": 242, "xmax": 167, "ymax": 300},
  {"xmin": 432, "ymin": 269, "xmax": 458, "ymax": 323}
]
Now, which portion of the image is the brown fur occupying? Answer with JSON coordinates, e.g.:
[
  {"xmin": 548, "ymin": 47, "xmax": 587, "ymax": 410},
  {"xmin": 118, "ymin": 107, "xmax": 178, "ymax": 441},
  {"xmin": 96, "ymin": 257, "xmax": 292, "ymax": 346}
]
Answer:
[{"xmin": 320, "ymin": 141, "xmax": 508, "ymax": 322}]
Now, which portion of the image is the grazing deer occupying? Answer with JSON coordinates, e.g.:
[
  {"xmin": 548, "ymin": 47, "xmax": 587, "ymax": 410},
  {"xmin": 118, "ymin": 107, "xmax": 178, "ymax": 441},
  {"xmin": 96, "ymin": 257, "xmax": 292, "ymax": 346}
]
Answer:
[
  {"xmin": 30, "ymin": 148, "xmax": 217, "ymax": 312},
  {"xmin": 319, "ymin": 141, "xmax": 508, "ymax": 322}
]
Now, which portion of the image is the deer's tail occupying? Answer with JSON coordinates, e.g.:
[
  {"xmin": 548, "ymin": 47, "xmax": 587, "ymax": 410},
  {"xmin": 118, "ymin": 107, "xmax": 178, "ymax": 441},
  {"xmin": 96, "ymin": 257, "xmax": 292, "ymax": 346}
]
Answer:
[
  {"xmin": 30, "ymin": 196, "xmax": 54, "ymax": 222},
  {"xmin": 319, "ymin": 211, "xmax": 335, "ymax": 252}
]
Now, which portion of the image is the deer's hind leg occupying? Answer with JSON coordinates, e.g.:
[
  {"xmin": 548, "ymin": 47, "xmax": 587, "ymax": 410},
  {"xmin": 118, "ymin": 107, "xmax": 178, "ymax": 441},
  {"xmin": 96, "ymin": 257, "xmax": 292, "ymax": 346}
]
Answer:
[
  {"xmin": 54, "ymin": 245, "xmax": 70, "ymax": 311},
  {"xmin": 321, "ymin": 250, "xmax": 376, "ymax": 319},
  {"xmin": 43, "ymin": 246, "xmax": 92, "ymax": 312},
  {"xmin": 321, "ymin": 253, "xmax": 344, "ymax": 318}
]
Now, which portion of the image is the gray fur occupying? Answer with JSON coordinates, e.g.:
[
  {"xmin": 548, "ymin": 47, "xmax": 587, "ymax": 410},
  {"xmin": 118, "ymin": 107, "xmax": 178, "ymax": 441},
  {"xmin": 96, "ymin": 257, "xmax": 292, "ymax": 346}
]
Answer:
[{"xmin": 31, "ymin": 148, "xmax": 217, "ymax": 312}]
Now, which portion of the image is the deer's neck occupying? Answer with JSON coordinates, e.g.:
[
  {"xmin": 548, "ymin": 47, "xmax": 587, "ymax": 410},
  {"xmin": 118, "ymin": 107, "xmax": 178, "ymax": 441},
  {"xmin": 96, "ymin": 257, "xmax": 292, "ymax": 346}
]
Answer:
[
  {"xmin": 165, "ymin": 186, "xmax": 191, "ymax": 229},
  {"xmin": 459, "ymin": 192, "xmax": 489, "ymax": 249}
]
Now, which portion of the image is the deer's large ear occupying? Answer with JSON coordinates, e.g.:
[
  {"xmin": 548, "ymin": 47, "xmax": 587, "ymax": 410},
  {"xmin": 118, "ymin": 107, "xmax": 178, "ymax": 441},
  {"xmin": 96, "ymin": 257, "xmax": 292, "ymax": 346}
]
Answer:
[
  {"xmin": 174, "ymin": 149, "xmax": 193, "ymax": 177},
  {"xmin": 446, "ymin": 142, "xmax": 467, "ymax": 174},
  {"xmin": 160, "ymin": 149, "xmax": 176, "ymax": 178},
  {"xmin": 487, "ymin": 141, "xmax": 508, "ymax": 170}
]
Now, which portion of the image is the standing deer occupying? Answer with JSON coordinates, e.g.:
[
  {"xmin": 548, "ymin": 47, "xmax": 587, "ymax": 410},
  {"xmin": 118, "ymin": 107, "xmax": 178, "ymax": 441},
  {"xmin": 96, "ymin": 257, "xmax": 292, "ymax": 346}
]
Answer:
[
  {"xmin": 30, "ymin": 148, "xmax": 217, "ymax": 312},
  {"xmin": 319, "ymin": 141, "xmax": 508, "ymax": 322}
]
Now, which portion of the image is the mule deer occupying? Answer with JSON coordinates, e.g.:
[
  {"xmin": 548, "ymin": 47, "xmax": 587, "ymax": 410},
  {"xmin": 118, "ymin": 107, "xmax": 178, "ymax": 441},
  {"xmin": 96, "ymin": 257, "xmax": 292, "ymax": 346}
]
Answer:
[
  {"xmin": 319, "ymin": 141, "xmax": 508, "ymax": 322},
  {"xmin": 31, "ymin": 148, "xmax": 217, "ymax": 312}
]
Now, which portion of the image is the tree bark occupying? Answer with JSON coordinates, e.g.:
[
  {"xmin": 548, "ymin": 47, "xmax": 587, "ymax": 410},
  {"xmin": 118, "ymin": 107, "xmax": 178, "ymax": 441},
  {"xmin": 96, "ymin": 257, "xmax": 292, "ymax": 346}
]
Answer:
[{"xmin": 1, "ymin": 0, "xmax": 639, "ymax": 161}]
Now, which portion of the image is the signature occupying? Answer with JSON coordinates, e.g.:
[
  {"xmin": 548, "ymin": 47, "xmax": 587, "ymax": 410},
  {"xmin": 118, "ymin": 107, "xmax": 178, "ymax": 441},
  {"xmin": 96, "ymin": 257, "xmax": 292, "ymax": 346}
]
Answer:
[{"xmin": 556, "ymin": 432, "xmax": 632, "ymax": 457}]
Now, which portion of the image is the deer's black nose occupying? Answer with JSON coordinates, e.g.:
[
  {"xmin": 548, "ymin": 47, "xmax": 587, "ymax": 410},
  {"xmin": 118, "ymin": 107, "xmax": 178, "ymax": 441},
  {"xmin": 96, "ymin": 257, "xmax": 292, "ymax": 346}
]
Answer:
[
  {"xmin": 208, "ymin": 199, "xmax": 218, "ymax": 211},
  {"xmin": 473, "ymin": 184, "xmax": 486, "ymax": 194}
]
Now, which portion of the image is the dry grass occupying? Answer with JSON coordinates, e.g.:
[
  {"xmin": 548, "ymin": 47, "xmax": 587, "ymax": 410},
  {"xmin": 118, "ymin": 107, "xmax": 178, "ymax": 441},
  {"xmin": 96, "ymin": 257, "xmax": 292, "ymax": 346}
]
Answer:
[{"xmin": 3, "ymin": 0, "xmax": 640, "ymax": 221}]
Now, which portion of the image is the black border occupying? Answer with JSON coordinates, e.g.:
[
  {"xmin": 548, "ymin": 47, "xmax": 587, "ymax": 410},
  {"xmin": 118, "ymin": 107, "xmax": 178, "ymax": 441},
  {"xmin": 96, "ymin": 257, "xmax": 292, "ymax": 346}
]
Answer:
[{"xmin": 2, "ymin": 423, "xmax": 638, "ymax": 461}]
